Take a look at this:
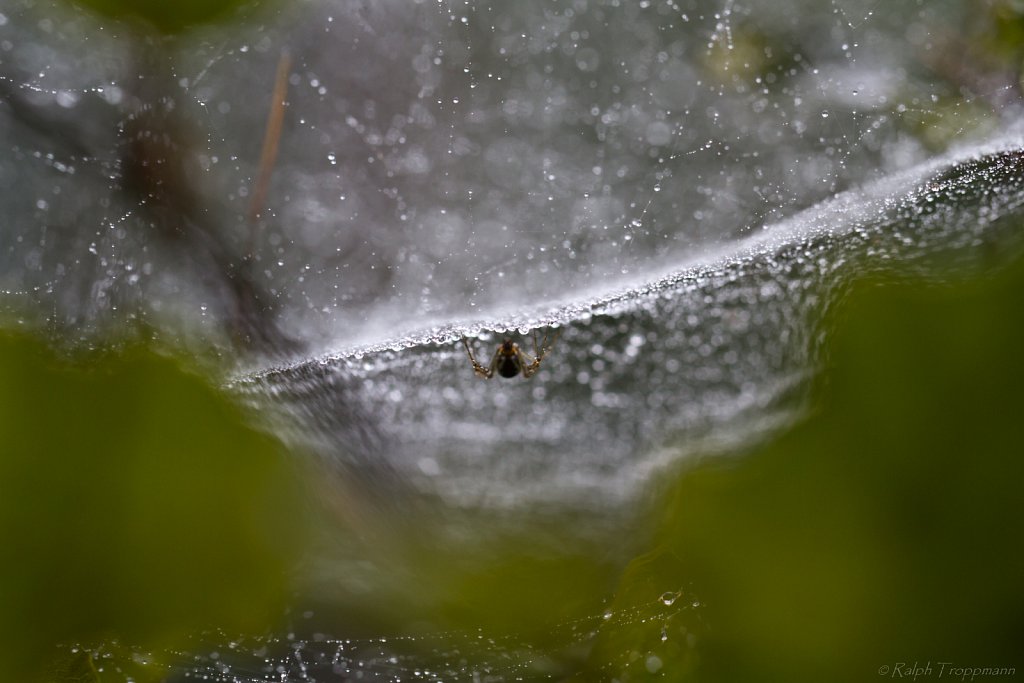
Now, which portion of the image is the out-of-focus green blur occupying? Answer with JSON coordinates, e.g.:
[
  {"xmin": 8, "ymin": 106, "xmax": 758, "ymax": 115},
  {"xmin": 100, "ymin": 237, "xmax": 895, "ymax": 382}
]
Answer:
[
  {"xmin": 590, "ymin": 250, "xmax": 1024, "ymax": 681},
  {"xmin": 68, "ymin": 0, "xmax": 261, "ymax": 33},
  {"xmin": 4, "ymin": 235, "xmax": 1021, "ymax": 681},
  {"xmin": 0, "ymin": 339, "xmax": 308, "ymax": 681}
]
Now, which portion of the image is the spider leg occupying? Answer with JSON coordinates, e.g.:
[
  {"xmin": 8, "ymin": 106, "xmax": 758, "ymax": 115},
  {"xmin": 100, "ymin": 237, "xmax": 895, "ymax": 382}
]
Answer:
[
  {"xmin": 462, "ymin": 337, "xmax": 494, "ymax": 379},
  {"xmin": 536, "ymin": 327, "xmax": 561, "ymax": 360},
  {"xmin": 487, "ymin": 347, "xmax": 503, "ymax": 377},
  {"xmin": 521, "ymin": 327, "xmax": 560, "ymax": 378},
  {"xmin": 519, "ymin": 347, "xmax": 542, "ymax": 378}
]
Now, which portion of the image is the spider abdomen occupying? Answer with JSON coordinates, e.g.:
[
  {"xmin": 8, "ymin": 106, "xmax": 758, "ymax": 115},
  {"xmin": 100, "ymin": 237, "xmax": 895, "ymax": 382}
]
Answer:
[{"xmin": 496, "ymin": 351, "xmax": 522, "ymax": 378}]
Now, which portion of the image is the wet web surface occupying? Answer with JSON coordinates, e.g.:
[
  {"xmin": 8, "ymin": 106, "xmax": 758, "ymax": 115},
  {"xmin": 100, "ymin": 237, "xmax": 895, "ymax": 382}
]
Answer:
[
  {"xmin": 2, "ymin": 0, "xmax": 1018, "ymax": 352},
  {"xmin": 4, "ymin": 0, "xmax": 1024, "ymax": 680},
  {"xmin": 191, "ymin": 140, "xmax": 1024, "ymax": 682},
  {"xmin": 68, "ymin": 589, "xmax": 701, "ymax": 681},
  {"xmin": 236, "ymin": 137, "xmax": 1024, "ymax": 515}
]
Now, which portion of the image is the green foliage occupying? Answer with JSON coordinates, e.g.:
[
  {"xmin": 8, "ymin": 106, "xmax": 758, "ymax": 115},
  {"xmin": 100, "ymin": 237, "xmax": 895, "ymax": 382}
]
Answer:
[
  {"xmin": 437, "ymin": 550, "xmax": 611, "ymax": 636},
  {"xmin": 69, "ymin": 0, "xmax": 259, "ymax": 33},
  {"xmin": 973, "ymin": 0, "xmax": 1024, "ymax": 68},
  {"xmin": 0, "ymin": 337, "xmax": 307, "ymax": 681},
  {"xmin": 596, "ymin": 257, "xmax": 1024, "ymax": 681}
]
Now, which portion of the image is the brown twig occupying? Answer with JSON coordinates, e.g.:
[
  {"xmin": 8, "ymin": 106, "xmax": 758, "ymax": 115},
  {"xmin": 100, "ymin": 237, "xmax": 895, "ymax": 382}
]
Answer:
[{"xmin": 247, "ymin": 50, "xmax": 292, "ymax": 228}]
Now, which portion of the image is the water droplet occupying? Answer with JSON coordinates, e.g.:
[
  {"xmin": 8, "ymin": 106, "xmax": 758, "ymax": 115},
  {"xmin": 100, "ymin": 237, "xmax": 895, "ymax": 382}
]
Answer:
[
  {"xmin": 55, "ymin": 89, "xmax": 79, "ymax": 108},
  {"xmin": 659, "ymin": 591, "xmax": 678, "ymax": 606}
]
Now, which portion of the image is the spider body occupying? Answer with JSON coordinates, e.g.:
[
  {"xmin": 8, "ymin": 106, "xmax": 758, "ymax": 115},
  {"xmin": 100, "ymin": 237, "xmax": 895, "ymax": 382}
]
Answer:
[
  {"xmin": 461, "ymin": 329, "xmax": 560, "ymax": 380},
  {"xmin": 494, "ymin": 339, "xmax": 523, "ymax": 378}
]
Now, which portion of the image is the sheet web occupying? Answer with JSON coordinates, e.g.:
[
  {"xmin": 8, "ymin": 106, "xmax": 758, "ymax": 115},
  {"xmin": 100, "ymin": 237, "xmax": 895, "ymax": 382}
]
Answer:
[
  {"xmin": 62, "ymin": 589, "xmax": 702, "ymax": 681},
  {"xmin": 3, "ymin": 1, "xmax": 1024, "ymax": 681},
  {"xmin": 2, "ymin": 0, "xmax": 1017, "ymax": 355}
]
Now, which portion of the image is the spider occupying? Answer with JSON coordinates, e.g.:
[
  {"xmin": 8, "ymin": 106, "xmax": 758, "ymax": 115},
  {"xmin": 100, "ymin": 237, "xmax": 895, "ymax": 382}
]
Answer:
[{"xmin": 461, "ymin": 329, "xmax": 560, "ymax": 379}]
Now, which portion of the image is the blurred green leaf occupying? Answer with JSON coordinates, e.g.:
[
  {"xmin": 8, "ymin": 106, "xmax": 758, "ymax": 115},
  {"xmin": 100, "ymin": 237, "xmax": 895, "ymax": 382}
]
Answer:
[
  {"xmin": 596, "ymin": 255, "xmax": 1024, "ymax": 681},
  {"xmin": 0, "ymin": 336, "xmax": 308, "ymax": 680},
  {"xmin": 432, "ymin": 538, "xmax": 616, "ymax": 642},
  {"xmin": 69, "ymin": 0, "xmax": 259, "ymax": 33}
]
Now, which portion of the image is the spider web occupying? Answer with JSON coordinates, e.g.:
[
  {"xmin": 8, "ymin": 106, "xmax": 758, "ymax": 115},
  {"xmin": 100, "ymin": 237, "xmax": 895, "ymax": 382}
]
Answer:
[
  {"xmin": 4, "ymin": 1, "xmax": 1024, "ymax": 681},
  {"xmin": 2, "ymin": 0, "xmax": 1016, "ymax": 357},
  {"xmin": 61, "ymin": 589, "xmax": 703, "ymax": 682}
]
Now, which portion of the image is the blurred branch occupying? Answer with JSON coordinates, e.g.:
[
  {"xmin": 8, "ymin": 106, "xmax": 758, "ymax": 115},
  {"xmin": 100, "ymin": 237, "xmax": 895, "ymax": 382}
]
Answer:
[
  {"xmin": 1, "ymin": 39, "xmax": 302, "ymax": 355},
  {"xmin": 248, "ymin": 50, "xmax": 292, "ymax": 228},
  {"xmin": 120, "ymin": 80, "xmax": 299, "ymax": 353}
]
